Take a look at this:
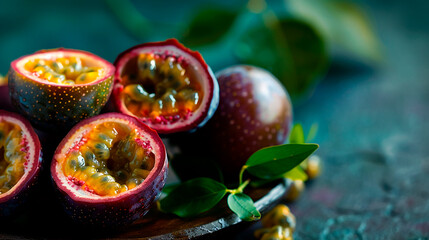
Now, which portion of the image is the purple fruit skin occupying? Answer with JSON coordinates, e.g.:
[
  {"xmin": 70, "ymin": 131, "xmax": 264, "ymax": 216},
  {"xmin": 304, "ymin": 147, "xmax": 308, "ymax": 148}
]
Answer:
[{"xmin": 205, "ymin": 65, "xmax": 293, "ymax": 178}]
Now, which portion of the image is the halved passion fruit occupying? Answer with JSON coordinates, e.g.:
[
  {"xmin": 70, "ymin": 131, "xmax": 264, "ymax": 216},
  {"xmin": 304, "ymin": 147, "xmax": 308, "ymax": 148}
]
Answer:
[
  {"xmin": 113, "ymin": 39, "xmax": 219, "ymax": 134},
  {"xmin": 0, "ymin": 110, "xmax": 42, "ymax": 216},
  {"xmin": 8, "ymin": 49, "xmax": 115, "ymax": 131},
  {"xmin": 51, "ymin": 113, "xmax": 167, "ymax": 226}
]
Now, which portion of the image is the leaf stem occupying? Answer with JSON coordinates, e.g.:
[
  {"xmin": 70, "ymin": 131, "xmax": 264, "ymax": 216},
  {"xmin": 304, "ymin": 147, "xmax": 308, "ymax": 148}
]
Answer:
[
  {"xmin": 227, "ymin": 179, "xmax": 251, "ymax": 194},
  {"xmin": 238, "ymin": 179, "xmax": 251, "ymax": 193},
  {"xmin": 239, "ymin": 165, "xmax": 248, "ymax": 186}
]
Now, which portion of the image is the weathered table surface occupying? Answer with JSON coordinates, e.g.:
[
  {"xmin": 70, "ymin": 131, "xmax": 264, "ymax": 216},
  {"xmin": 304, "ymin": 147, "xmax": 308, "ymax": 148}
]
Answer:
[{"xmin": 269, "ymin": 1, "xmax": 429, "ymax": 239}]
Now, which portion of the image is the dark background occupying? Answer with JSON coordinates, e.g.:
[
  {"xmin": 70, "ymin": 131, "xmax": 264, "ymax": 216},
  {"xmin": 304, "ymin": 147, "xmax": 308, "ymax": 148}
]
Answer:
[{"xmin": 1, "ymin": 0, "xmax": 429, "ymax": 239}]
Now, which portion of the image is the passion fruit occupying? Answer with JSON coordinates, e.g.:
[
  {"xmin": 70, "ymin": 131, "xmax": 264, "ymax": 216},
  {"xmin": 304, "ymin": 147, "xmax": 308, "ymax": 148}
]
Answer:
[
  {"xmin": 51, "ymin": 113, "xmax": 167, "ymax": 227},
  {"xmin": 112, "ymin": 39, "xmax": 219, "ymax": 134},
  {"xmin": 8, "ymin": 48, "xmax": 115, "ymax": 131},
  {"xmin": 172, "ymin": 65, "xmax": 292, "ymax": 181},
  {"xmin": 0, "ymin": 110, "xmax": 42, "ymax": 216}
]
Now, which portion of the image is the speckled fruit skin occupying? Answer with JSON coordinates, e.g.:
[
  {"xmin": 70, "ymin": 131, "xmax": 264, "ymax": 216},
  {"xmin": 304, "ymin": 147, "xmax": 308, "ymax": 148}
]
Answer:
[
  {"xmin": 113, "ymin": 39, "xmax": 219, "ymax": 134},
  {"xmin": 8, "ymin": 49, "xmax": 115, "ymax": 132},
  {"xmin": 51, "ymin": 113, "xmax": 168, "ymax": 227},
  {"xmin": 209, "ymin": 65, "xmax": 292, "ymax": 177},
  {"xmin": 173, "ymin": 65, "xmax": 293, "ymax": 181},
  {"xmin": 0, "ymin": 110, "xmax": 42, "ymax": 217}
]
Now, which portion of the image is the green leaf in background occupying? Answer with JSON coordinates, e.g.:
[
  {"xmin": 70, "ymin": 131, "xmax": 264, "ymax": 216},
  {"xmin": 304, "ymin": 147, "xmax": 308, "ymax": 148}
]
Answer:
[
  {"xmin": 227, "ymin": 193, "xmax": 261, "ymax": 221},
  {"xmin": 245, "ymin": 144, "xmax": 319, "ymax": 179},
  {"xmin": 286, "ymin": 0, "xmax": 382, "ymax": 64},
  {"xmin": 105, "ymin": 0, "xmax": 150, "ymax": 41},
  {"xmin": 161, "ymin": 183, "xmax": 179, "ymax": 195},
  {"xmin": 283, "ymin": 166, "xmax": 308, "ymax": 181},
  {"xmin": 306, "ymin": 123, "xmax": 319, "ymax": 142},
  {"xmin": 158, "ymin": 178, "xmax": 227, "ymax": 218},
  {"xmin": 181, "ymin": 7, "xmax": 239, "ymax": 47},
  {"xmin": 235, "ymin": 15, "xmax": 328, "ymax": 101},
  {"xmin": 289, "ymin": 123, "xmax": 305, "ymax": 144}
]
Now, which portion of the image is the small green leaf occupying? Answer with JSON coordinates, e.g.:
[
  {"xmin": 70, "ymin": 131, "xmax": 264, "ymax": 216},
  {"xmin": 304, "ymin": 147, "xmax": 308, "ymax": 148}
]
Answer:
[
  {"xmin": 287, "ymin": 0, "xmax": 382, "ymax": 64},
  {"xmin": 245, "ymin": 144, "xmax": 318, "ymax": 179},
  {"xmin": 289, "ymin": 123, "xmax": 305, "ymax": 144},
  {"xmin": 283, "ymin": 166, "xmax": 308, "ymax": 181},
  {"xmin": 227, "ymin": 193, "xmax": 261, "ymax": 221},
  {"xmin": 158, "ymin": 178, "xmax": 227, "ymax": 218},
  {"xmin": 235, "ymin": 15, "xmax": 328, "ymax": 100},
  {"xmin": 181, "ymin": 7, "xmax": 239, "ymax": 47}
]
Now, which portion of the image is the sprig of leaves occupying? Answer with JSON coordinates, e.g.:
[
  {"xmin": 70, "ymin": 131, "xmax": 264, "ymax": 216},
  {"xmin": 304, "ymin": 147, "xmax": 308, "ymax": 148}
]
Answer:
[{"xmin": 158, "ymin": 143, "xmax": 318, "ymax": 220}]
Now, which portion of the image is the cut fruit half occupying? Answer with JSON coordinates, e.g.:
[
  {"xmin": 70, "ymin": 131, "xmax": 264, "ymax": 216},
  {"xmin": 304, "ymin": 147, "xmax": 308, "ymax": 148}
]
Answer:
[
  {"xmin": 51, "ymin": 113, "xmax": 168, "ymax": 226},
  {"xmin": 8, "ymin": 48, "xmax": 115, "ymax": 130},
  {"xmin": 113, "ymin": 39, "xmax": 219, "ymax": 134},
  {"xmin": 0, "ymin": 110, "xmax": 42, "ymax": 216}
]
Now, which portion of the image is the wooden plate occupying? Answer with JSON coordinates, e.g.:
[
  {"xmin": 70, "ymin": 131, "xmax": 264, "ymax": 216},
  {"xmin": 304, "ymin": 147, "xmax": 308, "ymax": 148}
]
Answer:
[{"xmin": 0, "ymin": 171, "xmax": 289, "ymax": 239}]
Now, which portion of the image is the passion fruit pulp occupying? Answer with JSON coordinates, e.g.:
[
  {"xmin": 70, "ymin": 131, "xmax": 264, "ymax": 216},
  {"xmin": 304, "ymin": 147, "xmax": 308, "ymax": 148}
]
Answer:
[
  {"xmin": 8, "ymin": 48, "xmax": 115, "ymax": 131},
  {"xmin": 0, "ymin": 110, "xmax": 42, "ymax": 216},
  {"xmin": 113, "ymin": 39, "xmax": 219, "ymax": 134},
  {"xmin": 51, "ymin": 113, "xmax": 167, "ymax": 226}
]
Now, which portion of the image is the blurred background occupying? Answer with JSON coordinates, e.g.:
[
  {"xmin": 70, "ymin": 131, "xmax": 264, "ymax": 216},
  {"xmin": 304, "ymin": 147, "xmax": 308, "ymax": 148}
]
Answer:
[{"xmin": 1, "ymin": 0, "xmax": 429, "ymax": 239}]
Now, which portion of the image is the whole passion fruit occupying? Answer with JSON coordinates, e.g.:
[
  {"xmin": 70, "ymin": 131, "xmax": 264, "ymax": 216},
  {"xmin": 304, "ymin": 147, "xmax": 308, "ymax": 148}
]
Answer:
[
  {"xmin": 172, "ymin": 65, "xmax": 292, "ymax": 181},
  {"xmin": 51, "ymin": 113, "xmax": 167, "ymax": 227},
  {"xmin": 113, "ymin": 39, "xmax": 219, "ymax": 134},
  {"xmin": 8, "ymin": 48, "xmax": 115, "ymax": 131},
  {"xmin": 0, "ymin": 110, "xmax": 42, "ymax": 216},
  {"xmin": 209, "ymin": 65, "xmax": 292, "ymax": 177}
]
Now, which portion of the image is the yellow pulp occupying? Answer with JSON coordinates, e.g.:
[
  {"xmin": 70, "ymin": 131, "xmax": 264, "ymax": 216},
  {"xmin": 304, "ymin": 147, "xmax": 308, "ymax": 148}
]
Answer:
[
  {"xmin": 0, "ymin": 121, "xmax": 27, "ymax": 194},
  {"xmin": 122, "ymin": 53, "xmax": 203, "ymax": 122},
  {"xmin": 24, "ymin": 56, "xmax": 104, "ymax": 85},
  {"xmin": 63, "ymin": 122, "xmax": 155, "ymax": 196}
]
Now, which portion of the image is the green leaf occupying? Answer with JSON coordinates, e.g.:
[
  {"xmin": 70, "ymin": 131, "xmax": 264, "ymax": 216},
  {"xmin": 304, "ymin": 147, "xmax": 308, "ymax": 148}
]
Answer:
[
  {"xmin": 227, "ymin": 193, "xmax": 261, "ymax": 221},
  {"xmin": 181, "ymin": 7, "xmax": 239, "ymax": 47},
  {"xmin": 283, "ymin": 166, "xmax": 308, "ymax": 181},
  {"xmin": 289, "ymin": 123, "xmax": 305, "ymax": 144},
  {"xmin": 158, "ymin": 178, "xmax": 227, "ymax": 218},
  {"xmin": 235, "ymin": 15, "xmax": 328, "ymax": 100},
  {"xmin": 245, "ymin": 144, "xmax": 318, "ymax": 179},
  {"xmin": 286, "ymin": 0, "xmax": 382, "ymax": 64}
]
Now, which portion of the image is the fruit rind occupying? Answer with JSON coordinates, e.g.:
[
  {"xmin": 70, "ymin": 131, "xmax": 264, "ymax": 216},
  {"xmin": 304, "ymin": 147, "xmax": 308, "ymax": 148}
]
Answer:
[
  {"xmin": 113, "ymin": 39, "xmax": 219, "ymax": 134},
  {"xmin": 0, "ymin": 110, "xmax": 42, "ymax": 217},
  {"xmin": 51, "ymin": 113, "xmax": 168, "ymax": 226},
  {"xmin": 8, "ymin": 49, "xmax": 115, "ymax": 131}
]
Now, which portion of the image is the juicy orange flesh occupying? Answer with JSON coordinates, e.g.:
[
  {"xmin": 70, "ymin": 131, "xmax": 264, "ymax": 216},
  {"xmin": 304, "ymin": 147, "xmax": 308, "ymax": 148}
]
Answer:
[
  {"xmin": 121, "ymin": 53, "xmax": 203, "ymax": 124},
  {"xmin": 24, "ymin": 56, "xmax": 104, "ymax": 85},
  {"xmin": 63, "ymin": 122, "xmax": 155, "ymax": 196},
  {"xmin": 0, "ymin": 121, "xmax": 27, "ymax": 194}
]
